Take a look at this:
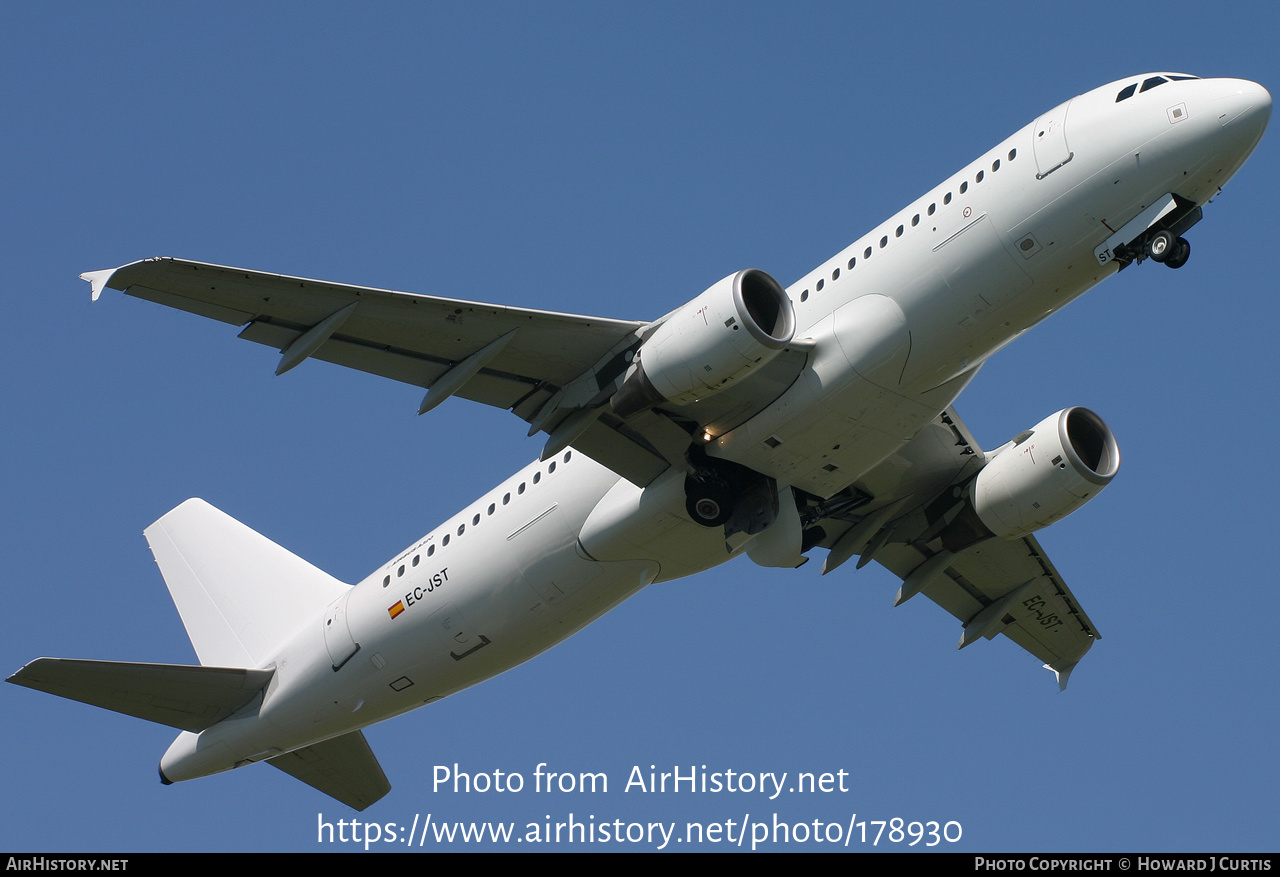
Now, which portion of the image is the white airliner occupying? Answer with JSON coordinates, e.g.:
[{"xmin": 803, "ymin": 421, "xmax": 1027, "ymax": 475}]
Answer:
[{"xmin": 9, "ymin": 74, "xmax": 1269, "ymax": 810}]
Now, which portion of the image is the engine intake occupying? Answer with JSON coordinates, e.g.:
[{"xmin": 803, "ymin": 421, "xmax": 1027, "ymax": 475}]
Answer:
[
  {"xmin": 970, "ymin": 407, "xmax": 1120, "ymax": 540},
  {"xmin": 611, "ymin": 269, "xmax": 794, "ymax": 418}
]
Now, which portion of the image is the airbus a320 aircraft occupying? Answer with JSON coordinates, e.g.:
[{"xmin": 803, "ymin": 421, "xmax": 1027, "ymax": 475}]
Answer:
[{"xmin": 10, "ymin": 74, "xmax": 1269, "ymax": 810}]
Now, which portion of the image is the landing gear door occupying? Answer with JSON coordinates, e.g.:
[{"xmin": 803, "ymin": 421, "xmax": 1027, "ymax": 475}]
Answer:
[{"xmin": 1032, "ymin": 99, "xmax": 1074, "ymax": 179}]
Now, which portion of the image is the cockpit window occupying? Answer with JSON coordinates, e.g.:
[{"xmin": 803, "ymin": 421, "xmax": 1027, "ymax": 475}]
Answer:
[{"xmin": 1119, "ymin": 74, "xmax": 1198, "ymax": 102}]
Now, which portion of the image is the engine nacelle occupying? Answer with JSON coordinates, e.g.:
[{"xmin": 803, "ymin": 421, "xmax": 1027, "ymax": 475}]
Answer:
[
  {"xmin": 971, "ymin": 407, "xmax": 1120, "ymax": 540},
  {"xmin": 611, "ymin": 269, "xmax": 794, "ymax": 418}
]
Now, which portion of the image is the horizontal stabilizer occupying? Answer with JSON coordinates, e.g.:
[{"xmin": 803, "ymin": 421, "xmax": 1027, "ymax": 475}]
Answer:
[
  {"xmin": 268, "ymin": 730, "xmax": 391, "ymax": 810},
  {"xmin": 7, "ymin": 658, "xmax": 273, "ymax": 733}
]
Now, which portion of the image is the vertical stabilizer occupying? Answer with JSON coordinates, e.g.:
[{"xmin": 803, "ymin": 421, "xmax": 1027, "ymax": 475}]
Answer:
[{"xmin": 145, "ymin": 499, "xmax": 350, "ymax": 667}]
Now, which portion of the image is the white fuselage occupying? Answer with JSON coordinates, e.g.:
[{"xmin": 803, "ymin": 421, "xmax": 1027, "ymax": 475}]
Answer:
[{"xmin": 161, "ymin": 74, "xmax": 1270, "ymax": 783}]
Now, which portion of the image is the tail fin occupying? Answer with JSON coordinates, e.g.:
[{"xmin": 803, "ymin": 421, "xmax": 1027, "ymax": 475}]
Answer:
[
  {"xmin": 9, "ymin": 500, "xmax": 391, "ymax": 809},
  {"xmin": 145, "ymin": 498, "xmax": 350, "ymax": 667}
]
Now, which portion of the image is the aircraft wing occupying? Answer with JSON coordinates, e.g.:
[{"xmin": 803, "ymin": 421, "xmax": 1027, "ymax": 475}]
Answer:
[
  {"xmin": 870, "ymin": 532, "xmax": 1099, "ymax": 688},
  {"xmin": 816, "ymin": 408, "xmax": 1100, "ymax": 687},
  {"xmin": 84, "ymin": 258, "xmax": 677, "ymax": 484},
  {"xmin": 87, "ymin": 258, "xmax": 814, "ymax": 486}
]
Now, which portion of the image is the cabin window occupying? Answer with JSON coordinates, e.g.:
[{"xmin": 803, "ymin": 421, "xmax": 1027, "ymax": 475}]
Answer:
[
  {"xmin": 533, "ymin": 472, "xmax": 541, "ymax": 484},
  {"xmin": 816, "ymin": 278, "xmax": 824, "ymax": 291},
  {"xmin": 428, "ymin": 544, "xmax": 436, "ymax": 556},
  {"xmin": 976, "ymin": 170, "xmax": 984, "ymax": 183},
  {"xmin": 911, "ymin": 214, "xmax": 919, "ymax": 227},
  {"xmin": 960, "ymin": 181, "xmax": 968, "ymax": 194},
  {"xmin": 1008, "ymin": 148, "xmax": 1016, "ymax": 161},
  {"xmin": 472, "ymin": 514, "xmax": 480, "ymax": 526},
  {"xmin": 864, "ymin": 247, "xmax": 872, "ymax": 259},
  {"xmin": 488, "ymin": 503, "xmax": 495, "ymax": 515},
  {"xmin": 548, "ymin": 461, "xmax": 556, "ymax": 474},
  {"xmin": 800, "ymin": 290, "xmax": 809, "ymax": 302},
  {"xmin": 992, "ymin": 159, "xmax": 1000, "ymax": 172},
  {"xmin": 928, "ymin": 203, "xmax": 936, "ymax": 215},
  {"xmin": 412, "ymin": 555, "xmax": 419, "ymax": 567},
  {"xmin": 847, "ymin": 256, "xmax": 856, "ymax": 269},
  {"xmin": 944, "ymin": 192, "xmax": 952, "ymax": 205},
  {"xmin": 383, "ymin": 575, "xmax": 391, "ymax": 587},
  {"xmin": 879, "ymin": 236, "xmax": 888, "ymax": 248},
  {"xmin": 832, "ymin": 267, "xmax": 840, "ymax": 280},
  {"xmin": 442, "ymin": 534, "xmax": 450, "ymax": 546},
  {"xmin": 503, "ymin": 493, "xmax": 511, "ymax": 505},
  {"xmin": 895, "ymin": 225, "xmax": 903, "ymax": 238},
  {"xmin": 457, "ymin": 524, "xmax": 465, "ymax": 536},
  {"xmin": 397, "ymin": 565, "xmax": 405, "ymax": 576}
]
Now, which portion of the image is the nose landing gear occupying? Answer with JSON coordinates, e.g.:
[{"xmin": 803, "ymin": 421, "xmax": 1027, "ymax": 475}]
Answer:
[{"xmin": 1146, "ymin": 229, "xmax": 1191, "ymax": 269}]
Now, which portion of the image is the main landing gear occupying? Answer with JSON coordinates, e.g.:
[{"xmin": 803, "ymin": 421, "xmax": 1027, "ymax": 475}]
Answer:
[
  {"xmin": 685, "ymin": 475, "xmax": 735, "ymax": 527},
  {"xmin": 683, "ymin": 450, "xmax": 780, "ymax": 535},
  {"xmin": 1145, "ymin": 229, "xmax": 1191, "ymax": 270}
]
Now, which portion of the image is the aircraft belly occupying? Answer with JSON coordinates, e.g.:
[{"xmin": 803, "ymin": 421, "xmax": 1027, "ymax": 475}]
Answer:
[
  {"xmin": 710, "ymin": 295, "xmax": 974, "ymax": 497},
  {"xmin": 384, "ymin": 557, "xmax": 658, "ymax": 705},
  {"xmin": 751, "ymin": 380, "xmax": 950, "ymax": 498},
  {"xmin": 315, "ymin": 455, "xmax": 659, "ymax": 711},
  {"xmin": 579, "ymin": 467, "xmax": 738, "ymax": 580}
]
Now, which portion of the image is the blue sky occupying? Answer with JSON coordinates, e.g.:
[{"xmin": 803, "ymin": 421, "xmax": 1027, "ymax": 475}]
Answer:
[{"xmin": 3, "ymin": 1, "xmax": 1277, "ymax": 853}]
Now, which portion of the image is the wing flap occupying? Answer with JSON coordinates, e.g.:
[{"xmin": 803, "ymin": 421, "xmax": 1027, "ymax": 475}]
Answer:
[
  {"xmin": 871, "ymin": 536, "xmax": 1097, "ymax": 675},
  {"xmin": 573, "ymin": 417, "xmax": 673, "ymax": 486},
  {"xmin": 268, "ymin": 730, "xmax": 391, "ymax": 811},
  {"xmin": 7, "ymin": 658, "xmax": 273, "ymax": 733}
]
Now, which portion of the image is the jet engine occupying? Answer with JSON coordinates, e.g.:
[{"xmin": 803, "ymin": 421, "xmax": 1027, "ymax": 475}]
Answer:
[
  {"xmin": 610, "ymin": 269, "xmax": 795, "ymax": 418},
  {"xmin": 969, "ymin": 407, "xmax": 1120, "ymax": 540}
]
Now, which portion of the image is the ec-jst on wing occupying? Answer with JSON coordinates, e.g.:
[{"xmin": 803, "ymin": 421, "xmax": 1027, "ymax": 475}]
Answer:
[{"xmin": 814, "ymin": 407, "xmax": 1100, "ymax": 688}]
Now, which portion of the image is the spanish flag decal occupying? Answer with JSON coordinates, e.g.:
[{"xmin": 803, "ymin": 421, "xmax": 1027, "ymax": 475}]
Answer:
[{"xmin": 388, "ymin": 600, "xmax": 405, "ymax": 619}]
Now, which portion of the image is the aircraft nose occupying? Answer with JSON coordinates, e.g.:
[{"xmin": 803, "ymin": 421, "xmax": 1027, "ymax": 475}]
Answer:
[{"xmin": 1212, "ymin": 79, "xmax": 1272, "ymax": 138}]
